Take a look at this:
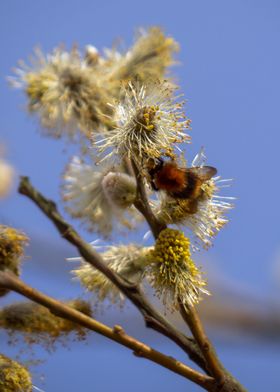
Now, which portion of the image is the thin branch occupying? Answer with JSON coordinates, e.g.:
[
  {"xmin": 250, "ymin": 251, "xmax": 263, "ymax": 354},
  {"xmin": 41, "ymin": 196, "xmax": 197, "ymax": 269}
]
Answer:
[
  {"xmin": 131, "ymin": 159, "xmax": 167, "ymax": 238},
  {"xmin": 18, "ymin": 176, "xmax": 207, "ymax": 373},
  {"xmin": 0, "ymin": 271, "xmax": 214, "ymax": 390},
  {"xmin": 178, "ymin": 301, "xmax": 225, "ymax": 382}
]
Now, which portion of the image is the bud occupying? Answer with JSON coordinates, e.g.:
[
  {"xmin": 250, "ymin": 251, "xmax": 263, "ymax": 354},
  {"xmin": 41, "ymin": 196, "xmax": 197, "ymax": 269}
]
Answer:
[{"xmin": 102, "ymin": 172, "xmax": 136, "ymax": 209}]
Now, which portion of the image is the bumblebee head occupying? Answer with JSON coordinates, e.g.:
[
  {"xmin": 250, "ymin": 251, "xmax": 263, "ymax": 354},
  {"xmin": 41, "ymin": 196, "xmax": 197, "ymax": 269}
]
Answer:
[{"xmin": 147, "ymin": 157, "xmax": 164, "ymax": 178}]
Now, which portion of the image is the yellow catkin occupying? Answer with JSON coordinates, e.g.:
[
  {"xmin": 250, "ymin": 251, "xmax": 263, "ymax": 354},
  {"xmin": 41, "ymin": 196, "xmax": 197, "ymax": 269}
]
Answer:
[
  {"xmin": 146, "ymin": 229, "xmax": 208, "ymax": 308},
  {"xmin": 0, "ymin": 300, "xmax": 90, "ymax": 334},
  {"xmin": 0, "ymin": 226, "xmax": 28, "ymax": 297},
  {"xmin": 0, "ymin": 354, "xmax": 32, "ymax": 392},
  {"xmin": 150, "ymin": 228, "xmax": 193, "ymax": 267},
  {"xmin": 0, "ymin": 300, "xmax": 91, "ymax": 350}
]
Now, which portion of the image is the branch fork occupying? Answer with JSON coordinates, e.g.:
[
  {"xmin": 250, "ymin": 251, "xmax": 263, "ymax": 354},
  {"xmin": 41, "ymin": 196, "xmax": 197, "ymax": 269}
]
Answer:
[{"xmin": 0, "ymin": 175, "xmax": 247, "ymax": 391}]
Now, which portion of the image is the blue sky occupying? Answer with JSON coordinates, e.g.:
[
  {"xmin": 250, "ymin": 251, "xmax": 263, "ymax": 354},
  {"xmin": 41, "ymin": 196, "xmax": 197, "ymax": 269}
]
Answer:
[{"xmin": 1, "ymin": 1, "xmax": 280, "ymax": 390}]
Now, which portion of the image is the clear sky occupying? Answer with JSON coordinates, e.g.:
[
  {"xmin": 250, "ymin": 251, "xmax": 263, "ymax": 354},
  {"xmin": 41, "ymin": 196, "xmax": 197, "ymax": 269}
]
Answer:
[{"xmin": 1, "ymin": 1, "xmax": 280, "ymax": 391}]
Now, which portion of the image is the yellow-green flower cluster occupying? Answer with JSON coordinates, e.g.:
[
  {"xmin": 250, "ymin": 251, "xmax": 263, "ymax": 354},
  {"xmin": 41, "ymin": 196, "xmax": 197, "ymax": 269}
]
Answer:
[
  {"xmin": 0, "ymin": 226, "xmax": 28, "ymax": 297},
  {"xmin": 0, "ymin": 354, "xmax": 32, "ymax": 392},
  {"xmin": 0, "ymin": 226, "xmax": 28, "ymax": 269},
  {"xmin": 146, "ymin": 228, "xmax": 208, "ymax": 308},
  {"xmin": 0, "ymin": 300, "xmax": 91, "ymax": 350}
]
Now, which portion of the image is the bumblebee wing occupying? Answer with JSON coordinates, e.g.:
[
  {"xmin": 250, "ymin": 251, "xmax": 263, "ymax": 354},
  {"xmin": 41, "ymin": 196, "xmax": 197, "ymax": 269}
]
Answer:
[{"xmin": 187, "ymin": 166, "xmax": 217, "ymax": 181}]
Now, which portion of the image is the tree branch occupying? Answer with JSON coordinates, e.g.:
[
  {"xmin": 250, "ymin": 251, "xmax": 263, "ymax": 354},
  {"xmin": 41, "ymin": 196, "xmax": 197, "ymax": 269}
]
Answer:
[
  {"xmin": 178, "ymin": 302, "xmax": 225, "ymax": 382},
  {"xmin": 18, "ymin": 176, "xmax": 207, "ymax": 373},
  {"xmin": 131, "ymin": 159, "xmax": 167, "ymax": 238},
  {"xmin": 0, "ymin": 271, "xmax": 214, "ymax": 390},
  {"xmin": 178, "ymin": 302, "xmax": 248, "ymax": 391}
]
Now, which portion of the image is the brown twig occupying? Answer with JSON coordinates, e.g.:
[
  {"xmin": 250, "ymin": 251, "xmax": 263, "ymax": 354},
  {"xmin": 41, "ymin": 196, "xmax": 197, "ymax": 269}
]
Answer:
[
  {"xmin": 18, "ymin": 176, "xmax": 207, "ymax": 372},
  {"xmin": 131, "ymin": 159, "xmax": 167, "ymax": 238},
  {"xmin": 0, "ymin": 270, "xmax": 214, "ymax": 390},
  {"xmin": 178, "ymin": 301, "xmax": 225, "ymax": 383}
]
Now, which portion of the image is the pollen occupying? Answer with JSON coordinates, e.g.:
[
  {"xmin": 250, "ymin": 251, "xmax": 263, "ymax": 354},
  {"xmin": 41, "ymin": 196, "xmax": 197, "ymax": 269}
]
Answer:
[
  {"xmin": 150, "ymin": 228, "xmax": 193, "ymax": 267},
  {"xmin": 136, "ymin": 105, "xmax": 157, "ymax": 132}
]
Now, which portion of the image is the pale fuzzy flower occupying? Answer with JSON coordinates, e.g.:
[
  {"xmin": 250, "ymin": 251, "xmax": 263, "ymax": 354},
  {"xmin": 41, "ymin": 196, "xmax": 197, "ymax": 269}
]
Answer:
[
  {"xmin": 70, "ymin": 243, "xmax": 151, "ymax": 305},
  {"xmin": 62, "ymin": 156, "xmax": 137, "ymax": 236},
  {"xmin": 10, "ymin": 47, "xmax": 113, "ymax": 139},
  {"xmin": 145, "ymin": 229, "xmax": 209, "ymax": 309},
  {"xmin": 156, "ymin": 149, "xmax": 234, "ymax": 249},
  {"xmin": 9, "ymin": 27, "xmax": 179, "ymax": 142},
  {"xmin": 96, "ymin": 81, "xmax": 190, "ymax": 164},
  {"xmin": 0, "ymin": 158, "xmax": 14, "ymax": 199},
  {"xmin": 101, "ymin": 27, "xmax": 179, "ymax": 89}
]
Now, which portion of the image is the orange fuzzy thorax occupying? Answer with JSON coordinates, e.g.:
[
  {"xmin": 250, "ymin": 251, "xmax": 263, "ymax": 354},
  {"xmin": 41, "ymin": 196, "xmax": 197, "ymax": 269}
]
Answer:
[{"xmin": 155, "ymin": 162, "xmax": 187, "ymax": 192}]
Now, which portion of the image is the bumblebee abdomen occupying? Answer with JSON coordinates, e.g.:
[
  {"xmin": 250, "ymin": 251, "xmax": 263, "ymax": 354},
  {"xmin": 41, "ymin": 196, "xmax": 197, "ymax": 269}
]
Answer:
[
  {"xmin": 155, "ymin": 163, "xmax": 186, "ymax": 192},
  {"xmin": 170, "ymin": 173, "xmax": 202, "ymax": 199}
]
